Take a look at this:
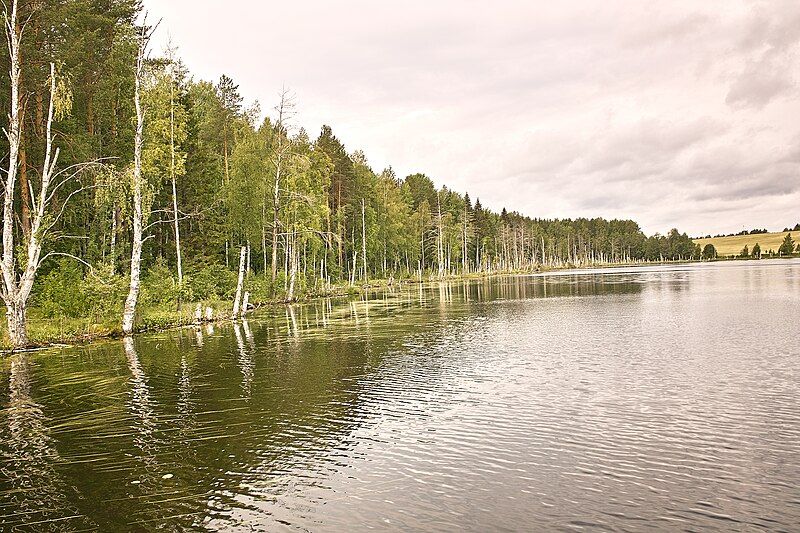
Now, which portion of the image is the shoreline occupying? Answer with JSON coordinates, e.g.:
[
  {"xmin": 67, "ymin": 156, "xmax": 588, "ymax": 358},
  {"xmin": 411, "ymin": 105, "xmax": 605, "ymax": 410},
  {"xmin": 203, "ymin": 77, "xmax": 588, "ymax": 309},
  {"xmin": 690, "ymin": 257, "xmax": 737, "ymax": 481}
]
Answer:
[{"xmin": 2, "ymin": 255, "xmax": 795, "ymax": 353}]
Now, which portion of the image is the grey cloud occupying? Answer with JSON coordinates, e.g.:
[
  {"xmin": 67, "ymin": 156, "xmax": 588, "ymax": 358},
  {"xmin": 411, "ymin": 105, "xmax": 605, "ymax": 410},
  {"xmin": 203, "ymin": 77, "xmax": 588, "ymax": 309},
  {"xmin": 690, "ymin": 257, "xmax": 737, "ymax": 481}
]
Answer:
[
  {"xmin": 726, "ymin": 0, "xmax": 800, "ymax": 108},
  {"xmin": 726, "ymin": 53, "xmax": 796, "ymax": 108},
  {"xmin": 147, "ymin": 0, "xmax": 800, "ymax": 236}
]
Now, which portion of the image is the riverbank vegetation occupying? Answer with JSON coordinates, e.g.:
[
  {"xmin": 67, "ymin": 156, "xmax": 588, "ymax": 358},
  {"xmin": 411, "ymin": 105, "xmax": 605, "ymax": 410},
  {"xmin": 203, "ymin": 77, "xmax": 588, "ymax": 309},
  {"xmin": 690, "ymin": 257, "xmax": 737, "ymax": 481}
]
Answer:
[
  {"xmin": 0, "ymin": 1, "xmax": 707, "ymax": 348},
  {"xmin": 694, "ymin": 231, "xmax": 800, "ymax": 258}
]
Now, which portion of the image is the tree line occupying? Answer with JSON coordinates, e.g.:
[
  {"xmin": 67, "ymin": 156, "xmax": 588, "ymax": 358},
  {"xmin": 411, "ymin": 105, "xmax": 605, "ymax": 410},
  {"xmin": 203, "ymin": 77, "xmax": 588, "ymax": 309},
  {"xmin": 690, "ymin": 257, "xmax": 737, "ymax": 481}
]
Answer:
[{"xmin": 0, "ymin": 1, "xmax": 701, "ymax": 347}]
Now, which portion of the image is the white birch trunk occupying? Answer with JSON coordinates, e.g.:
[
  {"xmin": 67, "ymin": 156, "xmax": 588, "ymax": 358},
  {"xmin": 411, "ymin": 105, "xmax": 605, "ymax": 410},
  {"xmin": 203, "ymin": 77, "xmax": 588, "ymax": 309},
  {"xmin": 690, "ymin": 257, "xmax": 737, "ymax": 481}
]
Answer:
[
  {"xmin": 287, "ymin": 234, "xmax": 297, "ymax": 301},
  {"xmin": 122, "ymin": 35, "xmax": 147, "ymax": 335},
  {"xmin": 437, "ymin": 192, "xmax": 444, "ymax": 279},
  {"xmin": 110, "ymin": 203, "xmax": 118, "ymax": 270},
  {"xmin": 0, "ymin": 2, "xmax": 64, "ymax": 348},
  {"xmin": 242, "ymin": 291, "xmax": 250, "ymax": 314},
  {"xmin": 233, "ymin": 246, "xmax": 246, "ymax": 318},
  {"xmin": 169, "ymin": 65, "xmax": 182, "ymax": 285},
  {"xmin": 361, "ymin": 198, "xmax": 368, "ymax": 283}
]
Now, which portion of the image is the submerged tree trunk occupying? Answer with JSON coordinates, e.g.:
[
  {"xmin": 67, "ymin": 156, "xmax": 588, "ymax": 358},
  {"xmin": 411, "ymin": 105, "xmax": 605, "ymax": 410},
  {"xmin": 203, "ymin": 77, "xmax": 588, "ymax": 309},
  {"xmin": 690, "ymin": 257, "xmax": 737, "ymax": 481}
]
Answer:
[
  {"xmin": 122, "ymin": 33, "xmax": 147, "ymax": 335},
  {"xmin": 6, "ymin": 302, "xmax": 27, "ymax": 348}
]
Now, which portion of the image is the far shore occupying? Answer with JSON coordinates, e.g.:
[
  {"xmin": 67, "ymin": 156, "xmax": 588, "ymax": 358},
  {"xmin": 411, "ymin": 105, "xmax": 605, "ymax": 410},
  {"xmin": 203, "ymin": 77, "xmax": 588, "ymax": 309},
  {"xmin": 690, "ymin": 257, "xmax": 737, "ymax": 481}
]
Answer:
[{"xmin": 2, "ymin": 255, "xmax": 796, "ymax": 354}]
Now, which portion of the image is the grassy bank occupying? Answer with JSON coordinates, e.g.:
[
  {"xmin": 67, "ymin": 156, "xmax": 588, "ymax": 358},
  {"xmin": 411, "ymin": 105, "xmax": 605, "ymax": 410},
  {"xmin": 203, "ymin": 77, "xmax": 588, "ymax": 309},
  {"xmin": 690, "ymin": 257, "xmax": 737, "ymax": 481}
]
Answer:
[
  {"xmin": 0, "ymin": 300, "xmax": 233, "ymax": 350},
  {"xmin": 0, "ymin": 270, "xmax": 517, "ymax": 350},
  {"xmin": 0, "ymin": 280, "xmax": 399, "ymax": 351},
  {"xmin": 694, "ymin": 231, "xmax": 794, "ymax": 257},
  {"xmin": 4, "ymin": 258, "xmax": 771, "ymax": 351}
]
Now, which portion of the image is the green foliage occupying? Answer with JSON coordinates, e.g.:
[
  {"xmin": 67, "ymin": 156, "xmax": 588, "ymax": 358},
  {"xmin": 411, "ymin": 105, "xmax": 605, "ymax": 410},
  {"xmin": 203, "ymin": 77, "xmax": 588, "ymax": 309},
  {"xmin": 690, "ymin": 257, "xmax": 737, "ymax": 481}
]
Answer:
[
  {"xmin": 141, "ymin": 258, "xmax": 191, "ymax": 305},
  {"xmin": 245, "ymin": 275, "xmax": 277, "ymax": 302},
  {"xmin": 702, "ymin": 244, "xmax": 717, "ymax": 260},
  {"xmin": 740, "ymin": 245, "xmax": 749, "ymax": 258},
  {"xmin": 35, "ymin": 261, "xmax": 127, "ymax": 320},
  {"xmin": 36, "ymin": 261, "xmax": 89, "ymax": 318},
  {"xmin": 778, "ymin": 233, "xmax": 795, "ymax": 256},
  {"xmin": 185, "ymin": 262, "xmax": 237, "ymax": 301},
  {"xmin": 83, "ymin": 264, "xmax": 128, "ymax": 318},
  {"xmin": 752, "ymin": 243, "xmax": 761, "ymax": 258}
]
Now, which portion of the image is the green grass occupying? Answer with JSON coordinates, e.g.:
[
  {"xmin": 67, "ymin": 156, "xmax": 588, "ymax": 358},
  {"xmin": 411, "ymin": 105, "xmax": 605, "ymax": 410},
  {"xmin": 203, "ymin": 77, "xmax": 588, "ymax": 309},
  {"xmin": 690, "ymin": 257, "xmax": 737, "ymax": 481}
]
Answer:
[
  {"xmin": 0, "ymin": 300, "xmax": 234, "ymax": 350},
  {"xmin": 694, "ymin": 231, "xmax": 796, "ymax": 257}
]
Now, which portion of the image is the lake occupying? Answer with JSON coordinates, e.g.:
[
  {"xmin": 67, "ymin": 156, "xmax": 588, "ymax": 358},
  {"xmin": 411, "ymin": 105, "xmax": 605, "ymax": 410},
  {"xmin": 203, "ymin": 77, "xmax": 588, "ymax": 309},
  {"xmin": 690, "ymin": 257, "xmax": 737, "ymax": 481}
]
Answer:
[{"xmin": 1, "ymin": 260, "xmax": 799, "ymax": 531}]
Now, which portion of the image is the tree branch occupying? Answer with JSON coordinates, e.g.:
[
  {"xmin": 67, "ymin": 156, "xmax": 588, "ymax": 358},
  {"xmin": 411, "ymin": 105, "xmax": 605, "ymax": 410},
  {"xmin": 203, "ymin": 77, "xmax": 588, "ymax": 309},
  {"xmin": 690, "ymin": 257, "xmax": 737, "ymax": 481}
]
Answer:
[{"xmin": 38, "ymin": 251, "xmax": 94, "ymax": 272}]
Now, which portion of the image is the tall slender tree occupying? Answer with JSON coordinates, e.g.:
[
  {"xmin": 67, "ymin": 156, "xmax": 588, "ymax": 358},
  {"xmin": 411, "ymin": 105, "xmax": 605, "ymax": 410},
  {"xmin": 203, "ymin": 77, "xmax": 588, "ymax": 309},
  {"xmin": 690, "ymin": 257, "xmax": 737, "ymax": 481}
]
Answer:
[{"xmin": 122, "ymin": 23, "xmax": 150, "ymax": 335}]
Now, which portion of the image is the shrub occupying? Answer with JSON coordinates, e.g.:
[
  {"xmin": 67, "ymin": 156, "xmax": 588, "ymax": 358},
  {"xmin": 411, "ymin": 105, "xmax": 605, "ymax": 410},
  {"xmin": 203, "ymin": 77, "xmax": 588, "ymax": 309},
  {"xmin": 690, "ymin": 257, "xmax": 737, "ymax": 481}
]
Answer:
[
  {"xmin": 141, "ymin": 257, "xmax": 186, "ymax": 305},
  {"xmin": 36, "ymin": 260, "xmax": 88, "ymax": 318},
  {"xmin": 246, "ymin": 275, "xmax": 275, "ymax": 302},
  {"xmin": 185, "ymin": 261, "xmax": 237, "ymax": 301},
  {"xmin": 83, "ymin": 263, "xmax": 128, "ymax": 319}
]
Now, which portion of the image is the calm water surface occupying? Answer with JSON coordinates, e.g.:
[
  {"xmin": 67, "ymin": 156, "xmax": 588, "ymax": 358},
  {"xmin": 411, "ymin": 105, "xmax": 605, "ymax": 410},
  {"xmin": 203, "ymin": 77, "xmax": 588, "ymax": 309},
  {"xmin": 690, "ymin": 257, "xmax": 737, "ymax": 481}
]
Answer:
[{"xmin": 1, "ymin": 261, "xmax": 799, "ymax": 531}]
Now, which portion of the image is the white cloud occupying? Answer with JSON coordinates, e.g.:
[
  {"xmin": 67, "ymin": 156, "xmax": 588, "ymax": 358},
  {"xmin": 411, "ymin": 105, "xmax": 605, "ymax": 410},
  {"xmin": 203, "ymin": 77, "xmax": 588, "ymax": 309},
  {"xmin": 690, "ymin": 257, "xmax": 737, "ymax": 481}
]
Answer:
[{"xmin": 145, "ymin": 0, "xmax": 800, "ymax": 235}]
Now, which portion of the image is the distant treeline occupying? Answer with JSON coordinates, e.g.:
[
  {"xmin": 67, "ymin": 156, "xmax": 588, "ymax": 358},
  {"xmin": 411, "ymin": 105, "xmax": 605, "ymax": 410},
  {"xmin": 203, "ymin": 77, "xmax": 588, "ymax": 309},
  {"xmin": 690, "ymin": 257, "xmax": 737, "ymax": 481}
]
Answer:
[{"xmin": 698, "ymin": 224, "xmax": 800, "ymax": 239}]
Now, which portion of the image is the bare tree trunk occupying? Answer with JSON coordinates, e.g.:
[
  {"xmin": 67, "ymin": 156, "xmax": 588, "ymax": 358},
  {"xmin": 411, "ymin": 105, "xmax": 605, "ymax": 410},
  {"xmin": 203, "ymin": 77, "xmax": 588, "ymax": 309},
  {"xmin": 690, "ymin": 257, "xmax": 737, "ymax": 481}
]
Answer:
[
  {"xmin": 361, "ymin": 198, "xmax": 368, "ymax": 283},
  {"xmin": 246, "ymin": 240, "xmax": 251, "ymax": 275},
  {"xmin": 110, "ymin": 203, "xmax": 119, "ymax": 270},
  {"xmin": 261, "ymin": 225, "xmax": 267, "ymax": 277},
  {"xmin": 6, "ymin": 302, "xmax": 27, "ymax": 347},
  {"xmin": 270, "ymin": 163, "xmax": 280, "ymax": 282},
  {"xmin": 169, "ymin": 65, "xmax": 182, "ymax": 285},
  {"xmin": 287, "ymin": 233, "xmax": 297, "ymax": 301},
  {"xmin": 269, "ymin": 90, "xmax": 293, "ymax": 282},
  {"xmin": 171, "ymin": 173, "xmax": 182, "ymax": 283},
  {"xmin": 122, "ymin": 33, "xmax": 148, "ymax": 335},
  {"xmin": 437, "ymin": 192, "xmax": 444, "ymax": 279},
  {"xmin": 0, "ymin": 2, "xmax": 66, "ymax": 348},
  {"xmin": 2, "ymin": 0, "xmax": 22, "ymax": 299},
  {"xmin": 233, "ymin": 245, "xmax": 246, "ymax": 318},
  {"xmin": 462, "ymin": 207, "xmax": 468, "ymax": 274},
  {"xmin": 19, "ymin": 145, "xmax": 30, "ymax": 238}
]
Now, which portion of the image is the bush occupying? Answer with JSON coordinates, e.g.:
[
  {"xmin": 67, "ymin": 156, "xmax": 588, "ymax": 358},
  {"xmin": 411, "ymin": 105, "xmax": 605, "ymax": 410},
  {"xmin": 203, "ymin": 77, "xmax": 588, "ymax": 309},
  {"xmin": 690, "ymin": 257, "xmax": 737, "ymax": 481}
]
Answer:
[
  {"xmin": 141, "ymin": 257, "xmax": 189, "ymax": 305},
  {"xmin": 246, "ymin": 275, "xmax": 275, "ymax": 302},
  {"xmin": 701, "ymin": 243, "xmax": 717, "ymax": 260},
  {"xmin": 36, "ymin": 260, "xmax": 88, "ymax": 318},
  {"xmin": 83, "ymin": 263, "xmax": 128, "ymax": 319},
  {"xmin": 185, "ymin": 261, "xmax": 237, "ymax": 301}
]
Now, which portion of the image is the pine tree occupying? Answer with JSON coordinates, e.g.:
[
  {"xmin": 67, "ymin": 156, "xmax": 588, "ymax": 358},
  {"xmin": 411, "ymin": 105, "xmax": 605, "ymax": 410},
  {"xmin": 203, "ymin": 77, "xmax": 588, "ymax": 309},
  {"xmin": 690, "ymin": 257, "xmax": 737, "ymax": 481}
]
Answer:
[{"xmin": 778, "ymin": 233, "xmax": 795, "ymax": 256}]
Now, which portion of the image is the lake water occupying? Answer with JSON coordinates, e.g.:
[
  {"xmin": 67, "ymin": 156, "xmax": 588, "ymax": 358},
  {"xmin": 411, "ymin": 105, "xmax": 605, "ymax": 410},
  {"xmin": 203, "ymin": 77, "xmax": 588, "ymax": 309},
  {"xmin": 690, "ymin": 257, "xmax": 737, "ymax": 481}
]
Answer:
[{"xmin": 1, "ymin": 260, "xmax": 799, "ymax": 531}]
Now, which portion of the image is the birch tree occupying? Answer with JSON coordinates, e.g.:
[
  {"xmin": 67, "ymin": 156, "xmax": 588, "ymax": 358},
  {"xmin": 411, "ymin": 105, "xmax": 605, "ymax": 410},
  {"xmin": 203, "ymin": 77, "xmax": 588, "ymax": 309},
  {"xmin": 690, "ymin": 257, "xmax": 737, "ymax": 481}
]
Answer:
[
  {"xmin": 168, "ymin": 49, "xmax": 183, "ymax": 284},
  {"xmin": 122, "ymin": 26, "xmax": 150, "ymax": 335},
  {"xmin": 0, "ymin": 0, "xmax": 95, "ymax": 348},
  {"xmin": 269, "ymin": 89, "xmax": 295, "ymax": 282},
  {"xmin": 232, "ymin": 245, "xmax": 246, "ymax": 317},
  {"xmin": 141, "ymin": 47, "xmax": 188, "ymax": 283}
]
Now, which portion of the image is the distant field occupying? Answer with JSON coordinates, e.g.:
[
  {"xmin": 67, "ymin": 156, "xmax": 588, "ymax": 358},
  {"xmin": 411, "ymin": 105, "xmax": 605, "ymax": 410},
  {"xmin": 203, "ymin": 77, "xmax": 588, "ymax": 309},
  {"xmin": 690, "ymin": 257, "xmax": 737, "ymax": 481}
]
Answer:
[{"xmin": 694, "ymin": 231, "xmax": 795, "ymax": 257}]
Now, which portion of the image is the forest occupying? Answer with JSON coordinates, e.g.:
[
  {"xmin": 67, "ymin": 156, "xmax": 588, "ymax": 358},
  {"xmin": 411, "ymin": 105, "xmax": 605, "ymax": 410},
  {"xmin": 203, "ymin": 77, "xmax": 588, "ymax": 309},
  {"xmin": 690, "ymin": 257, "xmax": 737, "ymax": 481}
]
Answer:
[{"xmin": 0, "ymin": 0, "xmax": 701, "ymax": 348}]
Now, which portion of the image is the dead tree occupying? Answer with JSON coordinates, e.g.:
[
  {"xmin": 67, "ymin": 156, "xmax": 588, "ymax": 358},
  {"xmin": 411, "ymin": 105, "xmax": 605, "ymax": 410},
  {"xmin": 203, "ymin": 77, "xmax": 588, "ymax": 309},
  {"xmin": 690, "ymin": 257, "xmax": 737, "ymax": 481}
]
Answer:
[
  {"xmin": 122, "ymin": 25, "xmax": 151, "ymax": 335},
  {"xmin": 269, "ymin": 88, "xmax": 295, "ymax": 282},
  {"xmin": 0, "ymin": 0, "xmax": 96, "ymax": 347},
  {"xmin": 232, "ymin": 245, "xmax": 246, "ymax": 317}
]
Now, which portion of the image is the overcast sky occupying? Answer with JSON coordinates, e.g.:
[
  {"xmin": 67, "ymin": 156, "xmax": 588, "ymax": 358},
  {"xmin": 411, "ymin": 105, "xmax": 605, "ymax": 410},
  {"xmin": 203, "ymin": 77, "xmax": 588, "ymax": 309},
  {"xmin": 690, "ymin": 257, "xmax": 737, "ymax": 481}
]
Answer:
[{"xmin": 145, "ymin": 0, "xmax": 799, "ymax": 236}]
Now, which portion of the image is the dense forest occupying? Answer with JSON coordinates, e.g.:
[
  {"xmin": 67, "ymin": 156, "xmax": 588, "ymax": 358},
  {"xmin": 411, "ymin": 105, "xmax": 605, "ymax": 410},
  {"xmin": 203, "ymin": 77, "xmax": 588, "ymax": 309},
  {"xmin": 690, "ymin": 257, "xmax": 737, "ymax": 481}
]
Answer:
[{"xmin": 0, "ymin": 0, "xmax": 701, "ymax": 347}]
